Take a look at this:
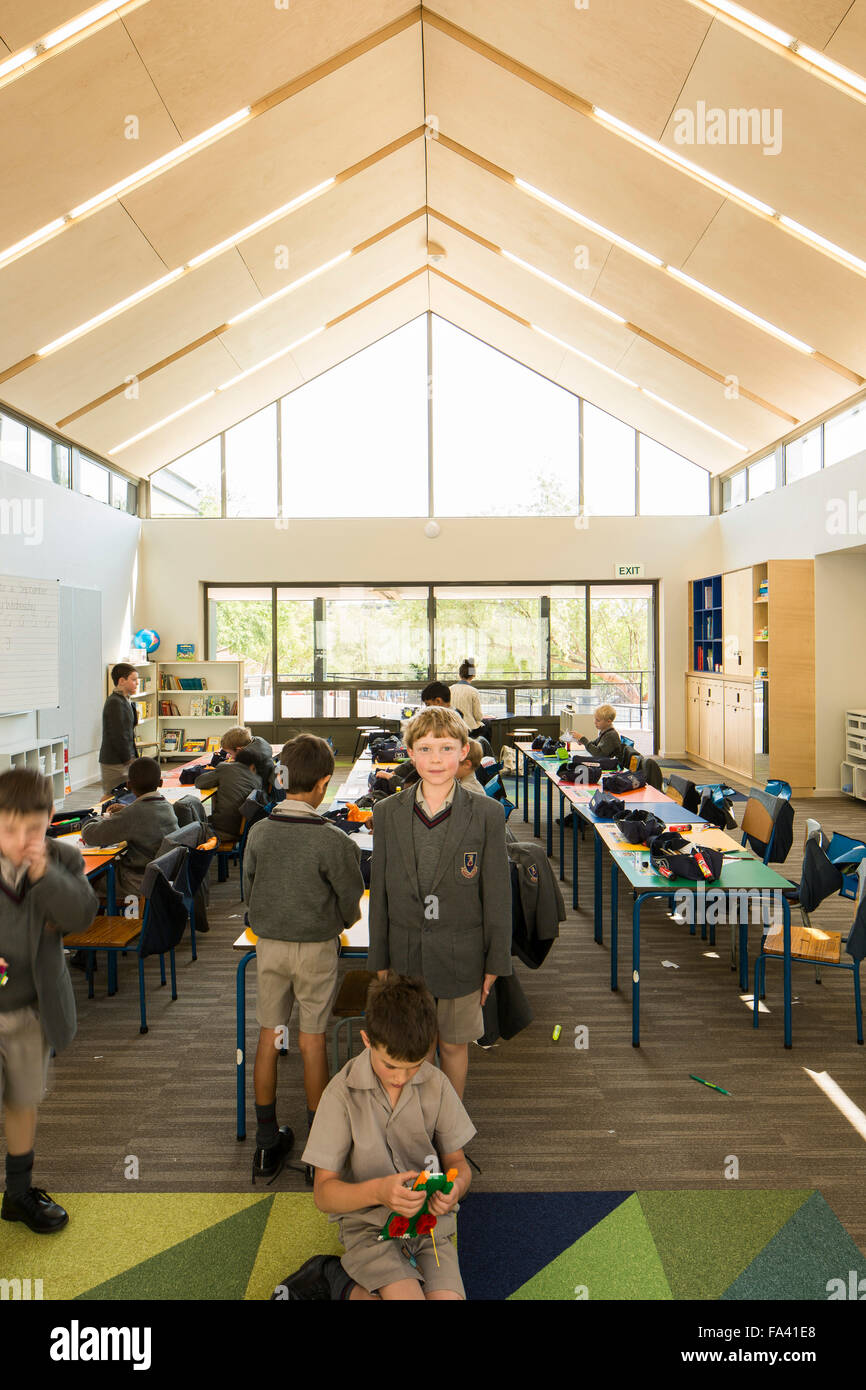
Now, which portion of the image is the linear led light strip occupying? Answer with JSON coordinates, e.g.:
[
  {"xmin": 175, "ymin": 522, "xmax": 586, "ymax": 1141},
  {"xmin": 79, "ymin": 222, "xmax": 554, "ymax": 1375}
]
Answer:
[
  {"xmin": 514, "ymin": 177, "xmax": 816, "ymax": 355},
  {"xmin": 0, "ymin": 106, "xmax": 251, "ymax": 271},
  {"xmin": 110, "ymin": 327, "xmax": 325, "ymax": 454},
  {"xmin": 32, "ymin": 179, "xmax": 335, "ymax": 357},
  {"xmin": 589, "ymin": 105, "xmax": 866, "ymax": 280},
  {"xmin": 533, "ymin": 324, "xmax": 744, "ymax": 450},
  {"xmin": 685, "ymin": 0, "xmax": 866, "ymax": 103},
  {"xmin": 0, "ymin": 0, "xmax": 150, "ymax": 90}
]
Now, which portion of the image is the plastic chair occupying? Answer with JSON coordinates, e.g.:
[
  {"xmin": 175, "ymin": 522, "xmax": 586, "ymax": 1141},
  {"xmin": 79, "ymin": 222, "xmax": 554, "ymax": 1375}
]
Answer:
[
  {"xmin": 664, "ymin": 775, "xmax": 700, "ymax": 814},
  {"xmin": 618, "ymin": 735, "xmax": 635, "ymax": 771},
  {"xmin": 63, "ymin": 847, "xmax": 190, "ymax": 1034},
  {"xmin": 483, "ymin": 773, "xmax": 516, "ymax": 821},
  {"xmin": 755, "ymin": 863, "xmax": 864, "ymax": 1044},
  {"xmin": 765, "ymin": 779, "xmax": 792, "ymax": 801},
  {"xmin": 329, "ymin": 969, "xmax": 375, "ymax": 1073},
  {"xmin": 740, "ymin": 796, "xmax": 778, "ymax": 865},
  {"xmin": 175, "ymin": 835, "xmax": 218, "ymax": 960}
]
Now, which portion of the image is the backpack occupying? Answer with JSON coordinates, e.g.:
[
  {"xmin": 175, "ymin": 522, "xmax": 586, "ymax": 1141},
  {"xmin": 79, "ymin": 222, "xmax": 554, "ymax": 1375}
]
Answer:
[
  {"xmin": 588, "ymin": 791, "xmax": 626, "ymax": 819},
  {"xmin": 615, "ymin": 810, "xmax": 666, "ymax": 845},
  {"xmin": 602, "ymin": 769, "xmax": 647, "ymax": 794},
  {"xmin": 649, "ymin": 834, "xmax": 723, "ymax": 882}
]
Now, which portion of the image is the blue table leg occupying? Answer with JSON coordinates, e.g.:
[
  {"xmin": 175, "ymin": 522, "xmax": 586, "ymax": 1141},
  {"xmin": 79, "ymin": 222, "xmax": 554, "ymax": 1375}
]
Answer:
[
  {"xmin": 572, "ymin": 805, "xmax": 579, "ymax": 910},
  {"xmin": 558, "ymin": 790, "xmax": 565, "ymax": 881},
  {"xmin": 594, "ymin": 831, "xmax": 603, "ymax": 944},
  {"xmin": 633, "ymin": 895, "xmax": 642, "ymax": 1046},
  {"xmin": 522, "ymin": 752, "xmax": 529, "ymax": 823},
  {"xmin": 546, "ymin": 772, "xmax": 553, "ymax": 857},
  {"xmin": 106, "ymin": 862, "xmax": 116, "ymax": 917},
  {"xmin": 610, "ymin": 859, "xmax": 619, "ymax": 991},
  {"xmin": 739, "ymin": 914, "xmax": 749, "ymax": 992},
  {"xmin": 533, "ymin": 767, "xmax": 541, "ymax": 839},
  {"xmin": 236, "ymin": 949, "xmax": 255, "ymax": 1140},
  {"xmin": 783, "ymin": 895, "xmax": 792, "ymax": 1049},
  {"xmin": 514, "ymin": 746, "xmax": 519, "ymax": 812}
]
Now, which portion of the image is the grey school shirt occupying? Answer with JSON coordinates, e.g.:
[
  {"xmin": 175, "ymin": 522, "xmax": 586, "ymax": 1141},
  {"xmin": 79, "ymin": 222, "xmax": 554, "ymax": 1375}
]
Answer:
[
  {"xmin": 243, "ymin": 806, "xmax": 365, "ymax": 943},
  {"xmin": 412, "ymin": 780, "xmax": 457, "ymax": 900},
  {"xmin": 0, "ymin": 856, "xmax": 36, "ymax": 1011},
  {"xmin": 81, "ymin": 791, "xmax": 179, "ymax": 894},
  {"xmin": 194, "ymin": 761, "xmax": 261, "ymax": 836}
]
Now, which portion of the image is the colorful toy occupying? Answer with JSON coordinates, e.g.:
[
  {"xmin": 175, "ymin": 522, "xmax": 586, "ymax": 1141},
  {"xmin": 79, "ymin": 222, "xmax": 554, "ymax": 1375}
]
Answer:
[{"xmin": 378, "ymin": 1168, "xmax": 458, "ymax": 1247}]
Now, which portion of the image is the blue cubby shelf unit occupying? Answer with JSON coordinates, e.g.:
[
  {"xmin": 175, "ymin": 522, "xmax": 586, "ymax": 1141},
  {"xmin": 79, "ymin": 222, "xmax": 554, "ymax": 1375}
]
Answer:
[{"xmin": 693, "ymin": 574, "xmax": 723, "ymax": 674}]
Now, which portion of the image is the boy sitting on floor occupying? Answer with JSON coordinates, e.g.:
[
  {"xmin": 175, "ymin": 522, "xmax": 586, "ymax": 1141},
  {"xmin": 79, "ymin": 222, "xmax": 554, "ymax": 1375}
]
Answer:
[{"xmin": 276, "ymin": 973, "xmax": 474, "ymax": 1300}]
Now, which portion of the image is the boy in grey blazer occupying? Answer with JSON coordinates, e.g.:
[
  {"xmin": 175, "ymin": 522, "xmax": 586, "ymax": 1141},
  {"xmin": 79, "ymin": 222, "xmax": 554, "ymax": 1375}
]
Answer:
[
  {"xmin": 82, "ymin": 757, "xmax": 178, "ymax": 901},
  {"xmin": 368, "ymin": 707, "xmax": 512, "ymax": 1099},
  {"xmin": 0, "ymin": 770, "xmax": 99, "ymax": 1233}
]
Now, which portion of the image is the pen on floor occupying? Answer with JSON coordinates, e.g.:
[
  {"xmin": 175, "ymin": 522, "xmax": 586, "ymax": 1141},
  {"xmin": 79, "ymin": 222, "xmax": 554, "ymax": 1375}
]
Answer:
[{"xmin": 689, "ymin": 1073, "xmax": 730, "ymax": 1095}]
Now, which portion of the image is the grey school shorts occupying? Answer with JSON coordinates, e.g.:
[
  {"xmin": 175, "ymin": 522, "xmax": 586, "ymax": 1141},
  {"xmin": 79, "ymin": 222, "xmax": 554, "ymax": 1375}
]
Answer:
[
  {"xmin": 0, "ymin": 1006, "xmax": 51, "ymax": 1111},
  {"xmin": 255, "ymin": 937, "xmax": 340, "ymax": 1034},
  {"xmin": 436, "ymin": 991, "xmax": 484, "ymax": 1046}
]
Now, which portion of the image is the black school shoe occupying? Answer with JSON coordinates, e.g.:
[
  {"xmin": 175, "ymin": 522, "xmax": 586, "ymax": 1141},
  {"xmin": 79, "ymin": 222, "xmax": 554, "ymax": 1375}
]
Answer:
[
  {"xmin": 1, "ymin": 1187, "xmax": 69, "ymax": 1233},
  {"xmin": 271, "ymin": 1255, "xmax": 352, "ymax": 1301},
  {"xmin": 252, "ymin": 1126, "xmax": 294, "ymax": 1184}
]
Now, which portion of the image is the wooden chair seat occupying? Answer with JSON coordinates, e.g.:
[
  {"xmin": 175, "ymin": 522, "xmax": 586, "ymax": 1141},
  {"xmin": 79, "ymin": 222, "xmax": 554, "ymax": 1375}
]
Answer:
[
  {"xmin": 332, "ymin": 970, "xmax": 375, "ymax": 1018},
  {"xmin": 65, "ymin": 916, "xmax": 142, "ymax": 949},
  {"xmin": 217, "ymin": 837, "xmax": 240, "ymax": 853}
]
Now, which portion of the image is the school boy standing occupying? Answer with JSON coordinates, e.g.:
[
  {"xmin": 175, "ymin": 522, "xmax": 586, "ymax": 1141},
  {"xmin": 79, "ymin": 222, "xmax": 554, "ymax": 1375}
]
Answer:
[
  {"xmin": 243, "ymin": 735, "xmax": 365, "ymax": 1182},
  {"xmin": 98, "ymin": 663, "xmax": 139, "ymax": 797},
  {"xmin": 368, "ymin": 707, "xmax": 512, "ymax": 1099},
  {"xmin": 0, "ymin": 770, "xmax": 98, "ymax": 1232}
]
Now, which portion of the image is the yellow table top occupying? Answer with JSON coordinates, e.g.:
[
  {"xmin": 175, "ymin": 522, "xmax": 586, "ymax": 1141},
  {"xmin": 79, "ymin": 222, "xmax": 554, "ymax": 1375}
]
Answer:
[{"xmin": 234, "ymin": 890, "xmax": 370, "ymax": 952}]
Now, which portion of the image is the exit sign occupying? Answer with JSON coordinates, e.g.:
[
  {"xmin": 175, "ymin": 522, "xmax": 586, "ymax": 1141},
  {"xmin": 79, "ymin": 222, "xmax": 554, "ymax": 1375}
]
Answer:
[{"xmin": 615, "ymin": 563, "xmax": 645, "ymax": 578}]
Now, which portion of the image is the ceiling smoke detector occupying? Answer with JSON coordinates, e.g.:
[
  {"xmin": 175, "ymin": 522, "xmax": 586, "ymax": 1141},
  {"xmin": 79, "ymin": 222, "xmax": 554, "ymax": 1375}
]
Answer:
[{"xmin": 427, "ymin": 241, "xmax": 447, "ymax": 264}]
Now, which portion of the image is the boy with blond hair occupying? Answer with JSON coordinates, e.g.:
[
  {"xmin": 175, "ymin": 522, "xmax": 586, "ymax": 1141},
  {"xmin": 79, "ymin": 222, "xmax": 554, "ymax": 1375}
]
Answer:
[
  {"xmin": 221, "ymin": 726, "xmax": 274, "ymax": 791},
  {"xmin": 368, "ymin": 707, "xmax": 511, "ymax": 1099},
  {"xmin": 456, "ymin": 739, "xmax": 485, "ymax": 796},
  {"xmin": 577, "ymin": 703, "xmax": 623, "ymax": 764}
]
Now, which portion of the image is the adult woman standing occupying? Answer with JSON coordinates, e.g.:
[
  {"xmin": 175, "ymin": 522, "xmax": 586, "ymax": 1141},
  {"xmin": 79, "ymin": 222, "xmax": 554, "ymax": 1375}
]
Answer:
[{"xmin": 449, "ymin": 660, "xmax": 485, "ymax": 738}]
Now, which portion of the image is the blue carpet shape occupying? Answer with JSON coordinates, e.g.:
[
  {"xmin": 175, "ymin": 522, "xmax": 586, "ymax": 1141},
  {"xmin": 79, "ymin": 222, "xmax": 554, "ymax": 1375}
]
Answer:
[{"xmin": 458, "ymin": 1190, "xmax": 633, "ymax": 1301}]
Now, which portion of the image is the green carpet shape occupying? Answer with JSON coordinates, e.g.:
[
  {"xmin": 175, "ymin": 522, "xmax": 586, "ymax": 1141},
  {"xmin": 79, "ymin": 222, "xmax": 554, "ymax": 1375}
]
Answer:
[
  {"xmin": 722, "ymin": 1191, "xmax": 866, "ymax": 1301},
  {"xmin": 637, "ymin": 1190, "xmax": 813, "ymax": 1301},
  {"xmin": 77, "ymin": 1197, "xmax": 274, "ymax": 1300},
  {"xmin": 510, "ymin": 1193, "xmax": 673, "ymax": 1300},
  {"xmin": 0, "ymin": 1194, "xmax": 270, "ymax": 1299},
  {"xmin": 246, "ymin": 1193, "xmax": 344, "ymax": 1300}
]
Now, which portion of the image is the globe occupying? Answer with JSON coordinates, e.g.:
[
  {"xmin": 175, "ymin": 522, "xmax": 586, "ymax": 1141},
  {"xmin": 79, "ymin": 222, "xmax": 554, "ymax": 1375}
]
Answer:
[{"xmin": 132, "ymin": 628, "xmax": 160, "ymax": 656}]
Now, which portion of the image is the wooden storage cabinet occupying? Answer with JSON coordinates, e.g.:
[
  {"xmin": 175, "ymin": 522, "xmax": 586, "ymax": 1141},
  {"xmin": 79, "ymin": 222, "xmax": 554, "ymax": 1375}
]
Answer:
[
  {"xmin": 686, "ymin": 677, "xmax": 701, "ymax": 756},
  {"xmin": 722, "ymin": 568, "xmax": 752, "ymax": 676},
  {"xmin": 723, "ymin": 683, "xmax": 753, "ymax": 777}
]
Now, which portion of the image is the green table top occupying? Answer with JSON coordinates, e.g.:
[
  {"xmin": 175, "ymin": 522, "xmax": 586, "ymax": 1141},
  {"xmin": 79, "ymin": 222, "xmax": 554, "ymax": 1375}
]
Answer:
[{"xmin": 610, "ymin": 847, "xmax": 793, "ymax": 893}]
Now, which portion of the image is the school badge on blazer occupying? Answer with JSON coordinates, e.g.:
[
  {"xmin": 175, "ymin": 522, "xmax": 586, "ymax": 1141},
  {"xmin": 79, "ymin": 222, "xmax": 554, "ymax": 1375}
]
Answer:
[
  {"xmin": 461, "ymin": 852, "xmax": 479, "ymax": 879},
  {"xmin": 527, "ymin": 864, "xmax": 539, "ymax": 884}
]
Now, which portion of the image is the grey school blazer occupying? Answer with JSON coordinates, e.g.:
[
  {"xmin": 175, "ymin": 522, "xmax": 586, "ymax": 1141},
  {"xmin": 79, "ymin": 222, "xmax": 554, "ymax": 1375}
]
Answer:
[{"xmin": 367, "ymin": 783, "xmax": 513, "ymax": 998}]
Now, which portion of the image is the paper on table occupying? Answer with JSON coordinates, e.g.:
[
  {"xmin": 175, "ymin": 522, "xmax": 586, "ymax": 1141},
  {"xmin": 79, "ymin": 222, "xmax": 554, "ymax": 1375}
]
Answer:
[{"xmin": 354, "ymin": 832, "xmax": 374, "ymax": 851}]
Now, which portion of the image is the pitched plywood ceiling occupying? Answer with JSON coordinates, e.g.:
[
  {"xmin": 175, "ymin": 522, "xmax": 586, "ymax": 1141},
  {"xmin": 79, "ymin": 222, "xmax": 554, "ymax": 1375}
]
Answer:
[{"xmin": 0, "ymin": 0, "xmax": 864, "ymax": 480}]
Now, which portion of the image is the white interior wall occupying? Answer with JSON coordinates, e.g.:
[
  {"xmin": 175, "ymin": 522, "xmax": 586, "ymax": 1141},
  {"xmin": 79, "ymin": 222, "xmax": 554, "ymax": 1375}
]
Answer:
[
  {"xmin": 136, "ymin": 514, "xmax": 722, "ymax": 756},
  {"xmin": 0, "ymin": 460, "xmax": 140, "ymax": 790}
]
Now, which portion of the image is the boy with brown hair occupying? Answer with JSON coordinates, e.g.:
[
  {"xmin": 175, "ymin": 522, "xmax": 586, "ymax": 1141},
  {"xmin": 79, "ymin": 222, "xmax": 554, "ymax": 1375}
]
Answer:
[
  {"xmin": 82, "ymin": 756, "xmax": 178, "ymax": 900},
  {"xmin": 221, "ymin": 726, "xmax": 275, "ymax": 790},
  {"xmin": 456, "ymin": 738, "xmax": 486, "ymax": 796},
  {"xmin": 278, "ymin": 973, "xmax": 474, "ymax": 1301},
  {"xmin": 368, "ymin": 707, "xmax": 512, "ymax": 1099},
  {"xmin": 0, "ymin": 770, "xmax": 98, "ymax": 1232},
  {"xmin": 244, "ymin": 735, "xmax": 365, "ymax": 1183},
  {"xmin": 98, "ymin": 662, "xmax": 139, "ymax": 796}
]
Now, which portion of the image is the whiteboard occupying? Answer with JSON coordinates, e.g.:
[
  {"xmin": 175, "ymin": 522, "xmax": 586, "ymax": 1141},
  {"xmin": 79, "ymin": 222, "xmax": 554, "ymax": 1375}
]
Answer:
[
  {"xmin": 37, "ymin": 586, "xmax": 102, "ymax": 756},
  {"xmin": 0, "ymin": 575, "xmax": 60, "ymax": 715}
]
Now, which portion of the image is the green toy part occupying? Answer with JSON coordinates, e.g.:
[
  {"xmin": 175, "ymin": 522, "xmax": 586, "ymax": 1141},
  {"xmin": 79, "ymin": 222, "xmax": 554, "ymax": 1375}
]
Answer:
[{"xmin": 378, "ymin": 1168, "xmax": 458, "ymax": 1242}]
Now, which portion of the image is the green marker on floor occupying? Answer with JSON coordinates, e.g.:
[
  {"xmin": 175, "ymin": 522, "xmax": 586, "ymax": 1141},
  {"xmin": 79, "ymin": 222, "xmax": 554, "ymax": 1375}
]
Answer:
[{"xmin": 690, "ymin": 1073, "xmax": 731, "ymax": 1096}]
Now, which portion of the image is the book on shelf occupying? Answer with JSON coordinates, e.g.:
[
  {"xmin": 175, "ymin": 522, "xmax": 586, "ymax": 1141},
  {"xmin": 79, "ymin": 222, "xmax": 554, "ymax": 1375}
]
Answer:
[
  {"xmin": 159, "ymin": 700, "xmax": 181, "ymax": 716},
  {"xmin": 182, "ymin": 738, "xmax": 207, "ymax": 753},
  {"xmin": 230, "ymin": 700, "xmax": 238, "ymax": 715},
  {"xmin": 206, "ymin": 736, "xmax": 222, "ymax": 753},
  {"xmin": 178, "ymin": 677, "xmax": 204, "ymax": 690},
  {"xmin": 161, "ymin": 728, "xmax": 184, "ymax": 752},
  {"xmin": 206, "ymin": 696, "xmax": 227, "ymax": 716},
  {"xmin": 189, "ymin": 697, "xmax": 207, "ymax": 718}
]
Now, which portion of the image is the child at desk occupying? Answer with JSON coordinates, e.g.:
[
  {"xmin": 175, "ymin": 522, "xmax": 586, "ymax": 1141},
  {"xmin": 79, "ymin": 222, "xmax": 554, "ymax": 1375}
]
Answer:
[
  {"xmin": 81, "ymin": 757, "xmax": 178, "ymax": 902},
  {"xmin": 368, "ymin": 707, "xmax": 512, "ymax": 1100},
  {"xmin": 278, "ymin": 973, "xmax": 474, "ymax": 1301},
  {"xmin": 576, "ymin": 703, "xmax": 623, "ymax": 764},
  {"xmin": 195, "ymin": 747, "xmax": 260, "ymax": 838},
  {"xmin": 0, "ymin": 769, "xmax": 98, "ymax": 1233},
  {"xmin": 243, "ymin": 735, "xmax": 365, "ymax": 1185}
]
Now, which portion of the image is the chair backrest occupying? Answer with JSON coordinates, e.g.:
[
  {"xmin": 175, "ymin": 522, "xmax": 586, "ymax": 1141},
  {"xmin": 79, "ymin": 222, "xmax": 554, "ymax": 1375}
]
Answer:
[
  {"xmin": 664, "ymin": 774, "xmax": 700, "ymax": 814},
  {"xmin": 644, "ymin": 757, "xmax": 663, "ymax": 791},
  {"xmin": 173, "ymin": 795, "xmax": 207, "ymax": 829},
  {"xmin": 628, "ymin": 752, "xmax": 645, "ymax": 774},
  {"xmin": 139, "ymin": 847, "xmax": 190, "ymax": 956},
  {"xmin": 741, "ymin": 796, "xmax": 775, "ymax": 860},
  {"xmin": 805, "ymin": 818, "xmax": 822, "ymax": 845},
  {"xmin": 765, "ymin": 778, "xmax": 792, "ymax": 801}
]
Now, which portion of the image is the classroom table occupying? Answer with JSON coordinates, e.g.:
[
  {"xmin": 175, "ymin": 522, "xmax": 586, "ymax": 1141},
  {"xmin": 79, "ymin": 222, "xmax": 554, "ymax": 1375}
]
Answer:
[
  {"xmin": 604, "ymin": 841, "xmax": 796, "ymax": 1047},
  {"xmin": 59, "ymin": 832, "xmax": 126, "ymax": 916},
  {"xmin": 232, "ymin": 892, "xmax": 370, "ymax": 1140}
]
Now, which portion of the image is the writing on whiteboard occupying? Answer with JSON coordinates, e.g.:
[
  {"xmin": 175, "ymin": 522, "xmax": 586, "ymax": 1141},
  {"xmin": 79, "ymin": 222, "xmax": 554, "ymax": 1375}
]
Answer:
[{"xmin": 0, "ymin": 576, "xmax": 60, "ymax": 715}]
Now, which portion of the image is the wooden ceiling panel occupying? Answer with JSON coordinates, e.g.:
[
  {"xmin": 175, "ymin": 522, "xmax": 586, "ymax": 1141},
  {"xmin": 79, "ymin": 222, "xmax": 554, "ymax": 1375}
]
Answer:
[
  {"xmin": 2, "ymin": 252, "xmax": 262, "ymax": 423},
  {"xmin": 422, "ymin": 23, "xmax": 726, "ymax": 268},
  {"xmin": 0, "ymin": 203, "xmax": 167, "ymax": 368},
  {"xmin": 734, "ymin": 0, "xmax": 853, "ymax": 49},
  {"xmin": 429, "ymin": 0, "xmax": 711, "ymax": 133},
  {"xmin": 0, "ymin": 23, "xmax": 183, "ymax": 248},
  {"xmin": 425, "ymin": 215, "xmax": 636, "ymax": 363},
  {"xmin": 125, "ymin": 0, "xmax": 414, "ymax": 135},
  {"xmin": 429, "ymin": 273, "xmax": 570, "ymax": 382},
  {"xmin": 0, "ymin": 1, "xmax": 85, "ymax": 49},
  {"xmin": 615, "ymin": 336, "xmax": 789, "ymax": 452},
  {"xmin": 663, "ymin": 21, "xmax": 866, "ymax": 262},
  {"xmin": 221, "ymin": 219, "xmax": 426, "ymax": 367},
  {"xmin": 120, "ymin": 26, "xmax": 423, "ymax": 270},
  {"xmin": 62, "ymin": 337, "xmax": 240, "ymax": 456},
  {"xmin": 683, "ymin": 202, "xmax": 866, "ymax": 376},
  {"xmin": 122, "ymin": 278, "xmax": 428, "ymax": 476},
  {"xmin": 825, "ymin": 1, "xmax": 866, "ymax": 78},
  {"xmin": 238, "ymin": 139, "xmax": 426, "ymax": 297},
  {"xmin": 426, "ymin": 139, "xmax": 607, "ymax": 296},
  {"xmin": 592, "ymin": 247, "xmax": 850, "ymax": 421}
]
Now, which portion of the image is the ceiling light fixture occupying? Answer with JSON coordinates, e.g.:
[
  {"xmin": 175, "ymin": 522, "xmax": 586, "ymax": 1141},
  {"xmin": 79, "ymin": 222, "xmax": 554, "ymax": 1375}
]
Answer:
[
  {"xmin": 0, "ymin": 1, "xmax": 149, "ymax": 91},
  {"xmin": 501, "ymin": 249, "xmax": 627, "ymax": 324},
  {"xmin": 226, "ymin": 255, "xmax": 350, "ymax": 327}
]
